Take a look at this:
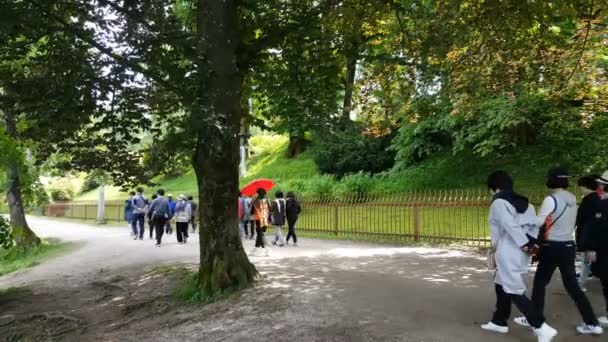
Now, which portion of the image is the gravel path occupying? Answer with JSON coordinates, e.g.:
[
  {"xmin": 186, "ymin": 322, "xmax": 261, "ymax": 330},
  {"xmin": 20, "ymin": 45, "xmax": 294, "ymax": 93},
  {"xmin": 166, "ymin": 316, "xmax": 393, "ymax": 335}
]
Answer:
[{"xmin": 0, "ymin": 217, "xmax": 605, "ymax": 341}]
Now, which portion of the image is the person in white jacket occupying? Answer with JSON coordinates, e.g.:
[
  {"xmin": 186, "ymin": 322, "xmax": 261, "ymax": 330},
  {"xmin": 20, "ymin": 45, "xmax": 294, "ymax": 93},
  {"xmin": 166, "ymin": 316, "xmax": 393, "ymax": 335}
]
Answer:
[
  {"xmin": 174, "ymin": 194, "xmax": 192, "ymax": 244},
  {"xmin": 481, "ymin": 171, "xmax": 558, "ymax": 342}
]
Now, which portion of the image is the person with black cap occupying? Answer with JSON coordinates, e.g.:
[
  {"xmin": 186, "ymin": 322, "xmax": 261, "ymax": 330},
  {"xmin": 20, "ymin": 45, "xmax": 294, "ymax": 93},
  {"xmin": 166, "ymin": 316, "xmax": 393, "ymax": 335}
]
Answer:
[
  {"xmin": 514, "ymin": 167, "xmax": 603, "ymax": 335},
  {"xmin": 586, "ymin": 171, "xmax": 608, "ymax": 325},
  {"xmin": 481, "ymin": 171, "xmax": 557, "ymax": 342}
]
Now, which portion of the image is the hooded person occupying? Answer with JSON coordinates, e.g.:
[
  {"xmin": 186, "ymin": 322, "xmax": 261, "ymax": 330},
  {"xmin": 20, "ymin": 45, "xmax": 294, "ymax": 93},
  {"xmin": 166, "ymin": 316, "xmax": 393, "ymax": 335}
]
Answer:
[
  {"xmin": 481, "ymin": 171, "xmax": 558, "ymax": 342},
  {"xmin": 514, "ymin": 168, "xmax": 603, "ymax": 336},
  {"xmin": 174, "ymin": 194, "xmax": 192, "ymax": 244}
]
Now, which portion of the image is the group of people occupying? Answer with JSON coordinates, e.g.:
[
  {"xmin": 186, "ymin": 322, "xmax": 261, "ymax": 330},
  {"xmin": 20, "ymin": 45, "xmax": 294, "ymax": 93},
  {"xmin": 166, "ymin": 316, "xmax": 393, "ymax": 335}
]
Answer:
[
  {"xmin": 238, "ymin": 189, "xmax": 302, "ymax": 256},
  {"xmin": 482, "ymin": 168, "xmax": 608, "ymax": 341},
  {"xmin": 123, "ymin": 187, "xmax": 303, "ymax": 253},
  {"xmin": 124, "ymin": 188, "xmax": 197, "ymax": 247}
]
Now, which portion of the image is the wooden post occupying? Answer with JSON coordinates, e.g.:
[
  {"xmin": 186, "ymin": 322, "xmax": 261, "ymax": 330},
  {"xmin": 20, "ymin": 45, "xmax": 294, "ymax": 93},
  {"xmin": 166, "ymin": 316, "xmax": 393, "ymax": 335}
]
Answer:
[
  {"xmin": 413, "ymin": 205, "xmax": 420, "ymax": 242},
  {"xmin": 334, "ymin": 204, "xmax": 339, "ymax": 236}
]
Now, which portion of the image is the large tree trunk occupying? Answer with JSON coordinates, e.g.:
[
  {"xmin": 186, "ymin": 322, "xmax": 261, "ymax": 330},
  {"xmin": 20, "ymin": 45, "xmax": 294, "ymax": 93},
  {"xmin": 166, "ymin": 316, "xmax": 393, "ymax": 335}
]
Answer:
[
  {"xmin": 193, "ymin": 0, "xmax": 257, "ymax": 297},
  {"xmin": 4, "ymin": 114, "xmax": 40, "ymax": 249}
]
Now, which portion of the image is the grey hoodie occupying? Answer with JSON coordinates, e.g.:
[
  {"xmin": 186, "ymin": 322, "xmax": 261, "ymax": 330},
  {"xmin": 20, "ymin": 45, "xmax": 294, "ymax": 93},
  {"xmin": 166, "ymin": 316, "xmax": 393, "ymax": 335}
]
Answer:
[{"xmin": 537, "ymin": 189, "xmax": 577, "ymax": 242}]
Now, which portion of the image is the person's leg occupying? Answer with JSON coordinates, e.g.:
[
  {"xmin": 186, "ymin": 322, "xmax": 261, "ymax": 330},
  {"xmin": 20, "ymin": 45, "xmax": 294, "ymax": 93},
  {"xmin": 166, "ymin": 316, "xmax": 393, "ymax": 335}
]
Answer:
[
  {"xmin": 579, "ymin": 258, "xmax": 592, "ymax": 288},
  {"xmin": 511, "ymin": 293, "xmax": 545, "ymax": 329},
  {"xmin": 138, "ymin": 214, "xmax": 145, "ymax": 239},
  {"xmin": 149, "ymin": 219, "xmax": 154, "ymax": 239},
  {"xmin": 176, "ymin": 222, "xmax": 183, "ymax": 243},
  {"xmin": 557, "ymin": 244, "xmax": 599, "ymax": 325},
  {"xmin": 255, "ymin": 221, "xmax": 262, "ymax": 247},
  {"xmin": 531, "ymin": 246, "xmax": 558, "ymax": 314},
  {"xmin": 191, "ymin": 216, "xmax": 196, "ymax": 233},
  {"xmin": 131, "ymin": 219, "xmax": 138, "ymax": 238},
  {"xmin": 491, "ymin": 284, "xmax": 512, "ymax": 327},
  {"xmin": 155, "ymin": 218, "xmax": 165, "ymax": 245},
  {"xmin": 249, "ymin": 221, "xmax": 255, "ymax": 240}
]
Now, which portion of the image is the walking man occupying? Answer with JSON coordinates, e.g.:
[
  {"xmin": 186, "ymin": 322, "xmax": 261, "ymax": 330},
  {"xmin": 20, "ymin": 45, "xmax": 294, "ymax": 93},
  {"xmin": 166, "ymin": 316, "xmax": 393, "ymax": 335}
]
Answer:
[
  {"xmin": 131, "ymin": 187, "xmax": 147, "ymax": 240},
  {"xmin": 188, "ymin": 195, "xmax": 197, "ymax": 233},
  {"xmin": 271, "ymin": 191, "xmax": 286, "ymax": 247},
  {"xmin": 148, "ymin": 189, "xmax": 170, "ymax": 247}
]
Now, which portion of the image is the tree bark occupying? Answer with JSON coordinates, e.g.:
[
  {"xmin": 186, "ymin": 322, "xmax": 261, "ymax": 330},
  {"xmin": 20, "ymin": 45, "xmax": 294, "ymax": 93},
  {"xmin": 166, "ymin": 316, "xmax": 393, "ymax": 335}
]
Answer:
[
  {"xmin": 342, "ymin": 52, "xmax": 358, "ymax": 120},
  {"xmin": 4, "ymin": 114, "xmax": 41, "ymax": 249},
  {"xmin": 193, "ymin": 0, "xmax": 257, "ymax": 297}
]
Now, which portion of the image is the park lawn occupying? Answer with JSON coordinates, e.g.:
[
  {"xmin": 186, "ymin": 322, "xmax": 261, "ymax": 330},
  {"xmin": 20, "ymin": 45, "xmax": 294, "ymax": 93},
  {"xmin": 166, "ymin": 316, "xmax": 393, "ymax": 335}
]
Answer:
[{"xmin": 0, "ymin": 239, "xmax": 77, "ymax": 276}]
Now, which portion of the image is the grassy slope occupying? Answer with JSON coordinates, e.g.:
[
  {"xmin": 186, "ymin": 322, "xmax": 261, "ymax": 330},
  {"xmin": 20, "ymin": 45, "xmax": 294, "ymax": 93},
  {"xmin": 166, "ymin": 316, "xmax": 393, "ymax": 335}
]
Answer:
[
  {"xmin": 0, "ymin": 239, "xmax": 77, "ymax": 276},
  {"xmin": 76, "ymin": 135, "xmax": 318, "ymax": 203}
]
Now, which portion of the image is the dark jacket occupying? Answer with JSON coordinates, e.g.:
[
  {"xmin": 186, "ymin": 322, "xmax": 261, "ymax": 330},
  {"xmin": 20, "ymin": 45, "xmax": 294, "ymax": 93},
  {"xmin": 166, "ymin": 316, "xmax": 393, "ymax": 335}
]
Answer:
[
  {"xmin": 285, "ymin": 198, "xmax": 301, "ymax": 222},
  {"xmin": 270, "ymin": 198, "xmax": 286, "ymax": 226},
  {"xmin": 189, "ymin": 201, "xmax": 197, "ymax": 217},
  {"xmin": 148, "ymin": 196, "xmax": 171, "ymax": 219},
  {"xmin": 576, "ymin": 192, "xmax": 603, "ymax": 252},
  {"xmin": 124, "ymin": 199, "xmax": 134, "ymax": 222}
]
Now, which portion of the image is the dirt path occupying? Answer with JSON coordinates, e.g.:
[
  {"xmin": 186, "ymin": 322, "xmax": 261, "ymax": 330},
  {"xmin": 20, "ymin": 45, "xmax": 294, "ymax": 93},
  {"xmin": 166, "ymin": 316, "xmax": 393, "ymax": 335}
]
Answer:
[{"xmin": 0, "ymin": 217, "xmax": 605, "ymax": 341}]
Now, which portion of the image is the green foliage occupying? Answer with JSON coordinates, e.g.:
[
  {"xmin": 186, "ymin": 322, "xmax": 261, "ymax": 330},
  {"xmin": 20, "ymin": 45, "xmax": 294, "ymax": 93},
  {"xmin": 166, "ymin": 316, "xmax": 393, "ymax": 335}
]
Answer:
[
  {"xmin": 175, "ymin": 270, "xmax": 245, "ymax": 304},
  {"xmin": 310, "ymin": 125, "xmax": 396, "ymax": 178},
  {"xmin": 0, "ymin": 216, "xmax": 14, "ymax": 250},
  {"xmin": 335, "ymin": 172, "xmax": 374, "ymax": 197},
  {"xmin": 49, "ymin": 189, "xmax": 73, "ymax": 202},
  {"xmin": 0, "ymin": 239, "xmax": 75, "ymax": 276}
]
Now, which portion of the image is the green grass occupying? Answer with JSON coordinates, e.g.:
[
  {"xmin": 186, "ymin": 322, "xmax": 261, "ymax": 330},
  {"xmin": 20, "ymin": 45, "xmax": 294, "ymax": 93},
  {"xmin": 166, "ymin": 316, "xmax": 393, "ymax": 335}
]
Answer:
[{"xmin": 0, "ymin": 239, "xmax": 77, "ymax": 276}]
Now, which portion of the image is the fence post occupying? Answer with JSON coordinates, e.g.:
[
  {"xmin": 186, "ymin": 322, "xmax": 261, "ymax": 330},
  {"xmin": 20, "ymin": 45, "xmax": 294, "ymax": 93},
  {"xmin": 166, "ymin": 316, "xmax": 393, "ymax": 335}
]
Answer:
[
  {"xmin": 334, "ymin": 204, "xmax": 339, "ymax": 236},
  {"xmin": 413, "ymin": 204, "xmax": 420, "ymax": 242}
]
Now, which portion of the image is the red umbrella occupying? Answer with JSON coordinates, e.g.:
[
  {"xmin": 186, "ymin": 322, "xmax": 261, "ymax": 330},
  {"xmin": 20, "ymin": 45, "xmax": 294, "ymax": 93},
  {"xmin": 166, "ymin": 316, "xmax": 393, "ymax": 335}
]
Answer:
[{"xmin": 241, "ymin": 179, "xmax": 276, "ymax": 197}]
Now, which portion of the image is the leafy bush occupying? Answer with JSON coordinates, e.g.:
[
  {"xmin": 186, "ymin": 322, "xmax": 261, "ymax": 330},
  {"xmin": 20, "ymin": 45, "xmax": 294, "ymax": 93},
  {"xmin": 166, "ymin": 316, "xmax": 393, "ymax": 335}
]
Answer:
[
  {"xmin": 49, "ymin": 188, "xmax": 73, "ymax": 202},
  {"xmin": 335, "ymin": 172, "xmax": 374, "ymax": 197},
  {"xmin": 0, "ymin": 216, "xmax": 14, "ymax": 249},
  {"xmin": 81, "ymin": 174, "xmax": 102, "ymax": 193},
  {"xmin": 302, "ymin": 175, "xmax": 336, "ymax": 199},
  {"xmin": 310, "ymin": 125, "xmax": 396, "ymax": 178}
]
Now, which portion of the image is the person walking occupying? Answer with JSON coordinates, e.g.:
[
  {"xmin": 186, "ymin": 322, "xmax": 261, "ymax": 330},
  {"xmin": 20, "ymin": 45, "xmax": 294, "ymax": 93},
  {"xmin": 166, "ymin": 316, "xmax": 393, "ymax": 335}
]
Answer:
[
  {"xmin": 165, "ymin": 194, "xmax": 176, "ymax": 234},
  {"xmin": 514, "ymin": 168, "xmax": 603, "ymax": 335},
  {"xmin": 174, "ymin": 194, "xmax": 192, "ymax": 244},
  {"xmin": 586, "ymin": 171, "xmax": 608, "ymax": 325},
  {"xmin": 147, "ymin": 194, "xmax": 158, "ymax": 240},
  {"xmin": 270, "ymin": 191, "xmax": 287, "ymax": 247},
  {"xmin": 576, "ymin": 176, "xmax": 601, "ymax": 291},
  {"xmin": 251, "ymin": 188, "xmax": 271, "ymax": 256},
  {"xmin": 285, "ymin": 192, "xmax": 301, "ymax": 246},
  {"xmin": 481, "ymin": 171, "xmax": 558, "ymax": 342},
  {"xmin": 124, "ymin": 191, "xmax": 135, "ymax": 237},
  {"xmin": 238, "ymin": 193, "xmax": 254, "ymax": 239},
  {"xmin": 188, "ymin": 195, "xmax": 197, "ymax": 233},
  {"xmin": 148, "ymin": 189, "xmax": 170, "ymax": 247},
  {"xmin": 131, "ymin": 187, "xmax": 147, "ymax": 240}
]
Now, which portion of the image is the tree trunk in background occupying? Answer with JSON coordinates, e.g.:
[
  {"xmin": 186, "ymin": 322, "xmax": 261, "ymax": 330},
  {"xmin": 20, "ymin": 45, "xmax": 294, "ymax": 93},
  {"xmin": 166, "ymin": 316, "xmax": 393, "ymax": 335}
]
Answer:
[
  {"xmin": 193, "ymin": 0, "xmax": 257, "ymax": 297},
  {"xmin": 342, "ymin": 52, "xmax": 358, "ymax": 120},
  {"xmin": 4, "ymin": 114, "xmax": 40, "ymax": 249},
  {"xmin": 287, "ymin": 135, "xmax": 310, "ymax": 158}
]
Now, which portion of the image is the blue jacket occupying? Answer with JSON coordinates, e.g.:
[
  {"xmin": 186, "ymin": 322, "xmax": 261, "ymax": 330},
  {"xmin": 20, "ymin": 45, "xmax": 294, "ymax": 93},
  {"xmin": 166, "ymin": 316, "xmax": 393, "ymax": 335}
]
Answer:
[
  {"xmin": 124, "ymin": 199, "xmax": 134, "ymax": 222},
  {"xmin": 168, "ymin": 199, "xmax": 176, "ymax": 217}
]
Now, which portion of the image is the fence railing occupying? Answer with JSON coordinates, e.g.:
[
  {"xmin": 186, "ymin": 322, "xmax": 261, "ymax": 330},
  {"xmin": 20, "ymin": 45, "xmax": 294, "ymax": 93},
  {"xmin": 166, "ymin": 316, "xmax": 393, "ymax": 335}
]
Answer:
[{"xmin": 40, "ymin": 189, "xmax": 564, "ymax": 247}]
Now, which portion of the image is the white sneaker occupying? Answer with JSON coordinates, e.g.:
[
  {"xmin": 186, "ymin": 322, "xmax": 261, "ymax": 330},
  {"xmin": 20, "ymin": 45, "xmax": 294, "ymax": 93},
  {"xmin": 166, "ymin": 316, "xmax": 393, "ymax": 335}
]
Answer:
[
  {"xmin": 481, "ymin": 322, "xmax": 509, "ymax": 334},
  {"xmin": 534, "ymin": 323, "xmax": 557, "ymax": 342},
  {"xmin": 599, "ymin": 316, "xmax": 608, "ymax": 326},
  {"xmin": 576, "ymin": 324, "xmax": 603, "ymax": 335},
  {"xmin": 514, "ymin": 316, "xmax": 530, "ymax": 327}
]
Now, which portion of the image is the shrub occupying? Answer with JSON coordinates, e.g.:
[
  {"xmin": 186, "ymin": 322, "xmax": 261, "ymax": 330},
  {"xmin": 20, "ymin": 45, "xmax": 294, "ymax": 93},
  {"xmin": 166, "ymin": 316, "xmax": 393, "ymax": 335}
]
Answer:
[
  {"xmin": 0, "ymin": 216, "xmax": 14, "ymax": 249},
  {"xmin": 50, "ymin": 188, "xmax": 73, "ymax": 202},
  {"xmin": 81, "ymin": 174, "xmax": 102, "ymax": 193},
  {"xmin": 335, "ymin": 172, "xmax": 374, "ymax": 198},
  {"xmin": 310, "ymin": 125, "xmax": 396, "ymax": 178},
  {"xmin": 302, "ymin": 175, "xmax": 336, "ymax": 199}
]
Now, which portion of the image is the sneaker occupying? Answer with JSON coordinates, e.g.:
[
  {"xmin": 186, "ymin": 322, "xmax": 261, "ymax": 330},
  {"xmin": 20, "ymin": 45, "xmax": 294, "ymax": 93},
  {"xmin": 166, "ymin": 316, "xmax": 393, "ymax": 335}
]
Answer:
[
  {"xmin": 156, "ymin": 244, "xmax": 161, "ymax": 247},
  {"xmin": 133, "ymin": 236, "xmax": 138, "ymax": 241},
  {"xmin": 514, "ymin": 316, "xmax": 530, "ymax": 327},
  {"xmin": 272, "ymin": 241, "xmax": 277, "ymax": 246},
  {"xmin": 580, "ymin": 286, "xmax": 588, "ymax": 292},
  {"xmin": 481, "ymin": 322, "xmax": 509, "ymax": 334},
  {"xmin": 534, "ymin": 323, "xmax": 558, "ymax": 342},
  {"xmin": 576, "ymin": 324, "xmax": 603, "ymax": 335},
  {"xmin": 279, "ymin": 244, "xmax": 284, "ymax": 247},
  {"xmin": 139, "ymin": 237, "xmax": 143, "ymax": 240}
]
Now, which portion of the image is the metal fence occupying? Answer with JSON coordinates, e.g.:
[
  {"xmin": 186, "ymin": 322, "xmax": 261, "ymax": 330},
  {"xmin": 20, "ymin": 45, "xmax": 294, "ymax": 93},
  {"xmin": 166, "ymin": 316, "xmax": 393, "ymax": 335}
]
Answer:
[{"xmin": 40, "ymin": 189, "xmax": 559, "ymax": 247}]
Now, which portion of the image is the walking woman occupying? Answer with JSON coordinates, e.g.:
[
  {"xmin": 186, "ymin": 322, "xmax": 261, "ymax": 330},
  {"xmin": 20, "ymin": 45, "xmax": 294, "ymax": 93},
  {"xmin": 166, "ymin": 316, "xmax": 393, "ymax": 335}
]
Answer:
[
  {"xmin": 514, "ymin": 168, "xmax": 603, "ymax": 335},
  {"xmin": 481, "ymin": 171, "xmax": 558, "ymax": 342},
  {"xmin": 285, "ymin": 192, "xmax": 301, "ymax": 246},
  {"xmin": 174, "ymin": 194, "xmax": 192, "ymax": 244},
  {"xmin": 251, "ymin": 188, "xmax": 271, "ymax": 256},
  {"xmin": 147, "ymin": 194, "xmax": 157, "ymax": 240}
]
